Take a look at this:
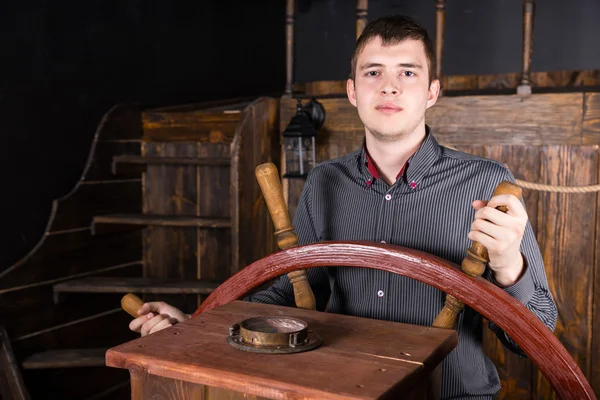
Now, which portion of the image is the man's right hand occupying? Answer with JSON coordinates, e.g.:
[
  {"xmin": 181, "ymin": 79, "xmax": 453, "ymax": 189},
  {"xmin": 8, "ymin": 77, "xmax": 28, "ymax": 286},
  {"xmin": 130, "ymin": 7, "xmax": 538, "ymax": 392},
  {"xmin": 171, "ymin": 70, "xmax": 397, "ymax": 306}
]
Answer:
[{"xmin": 129, "ymin": 301, "xmax": 191, "ymax": 336}]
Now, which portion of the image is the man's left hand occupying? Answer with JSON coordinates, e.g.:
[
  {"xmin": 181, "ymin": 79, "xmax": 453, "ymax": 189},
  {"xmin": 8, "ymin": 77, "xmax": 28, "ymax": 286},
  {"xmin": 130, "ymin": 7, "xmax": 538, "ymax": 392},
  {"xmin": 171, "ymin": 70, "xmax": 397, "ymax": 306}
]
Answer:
[{"xmin": 468, "ymin": 194, "xmax": 528, "ymax": 287}]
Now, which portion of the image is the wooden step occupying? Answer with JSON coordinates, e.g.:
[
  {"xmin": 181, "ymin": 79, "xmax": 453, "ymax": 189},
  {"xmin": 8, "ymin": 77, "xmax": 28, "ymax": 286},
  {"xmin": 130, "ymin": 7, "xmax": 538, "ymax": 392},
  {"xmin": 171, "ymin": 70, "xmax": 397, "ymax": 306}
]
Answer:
[
  {"xmin": 54, "ymin": 277, "xmax": 221, "ymax": 295},
  {"xmin": 112, "ymin": 155, "xmax": 230, "ymax": 175},
  {"xmin": 92, "ymin": 214, "xmax": 231, "ymax": 234},
  {"xmin": 21, "ymin": 348, "xmax": 108, "ymax": 369}
]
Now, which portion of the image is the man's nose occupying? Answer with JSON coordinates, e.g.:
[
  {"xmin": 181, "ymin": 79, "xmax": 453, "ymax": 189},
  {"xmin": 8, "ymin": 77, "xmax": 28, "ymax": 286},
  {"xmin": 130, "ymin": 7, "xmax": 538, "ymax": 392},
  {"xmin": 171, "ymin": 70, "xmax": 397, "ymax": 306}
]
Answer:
[{"xmin": 380, "ymin": 79, "xmax": 400, "ymax": 95}]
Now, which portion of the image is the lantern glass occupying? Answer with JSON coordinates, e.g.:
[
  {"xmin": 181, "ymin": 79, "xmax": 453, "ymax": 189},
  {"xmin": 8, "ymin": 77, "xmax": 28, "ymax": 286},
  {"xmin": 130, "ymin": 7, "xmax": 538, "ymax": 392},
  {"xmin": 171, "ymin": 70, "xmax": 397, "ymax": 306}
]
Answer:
[{"xmin": 284, "ymin": 135, "xmax": 316, "ymax": 178}]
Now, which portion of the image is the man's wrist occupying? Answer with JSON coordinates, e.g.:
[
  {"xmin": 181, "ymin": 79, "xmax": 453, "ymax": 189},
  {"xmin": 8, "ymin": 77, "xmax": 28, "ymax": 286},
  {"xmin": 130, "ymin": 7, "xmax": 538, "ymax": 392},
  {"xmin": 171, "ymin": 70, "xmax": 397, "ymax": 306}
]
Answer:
[{"xmin": 491, "ymin": 253, "xmax": 525, "ymax": 287}]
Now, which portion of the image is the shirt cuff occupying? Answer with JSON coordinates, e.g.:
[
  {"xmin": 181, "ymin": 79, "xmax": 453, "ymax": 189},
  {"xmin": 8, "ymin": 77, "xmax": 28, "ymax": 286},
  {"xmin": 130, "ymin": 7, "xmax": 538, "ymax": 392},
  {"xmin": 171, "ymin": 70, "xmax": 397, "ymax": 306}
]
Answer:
[{"xmin": 485, "ymin": 254, "xmax": 535, "ymax": 305}]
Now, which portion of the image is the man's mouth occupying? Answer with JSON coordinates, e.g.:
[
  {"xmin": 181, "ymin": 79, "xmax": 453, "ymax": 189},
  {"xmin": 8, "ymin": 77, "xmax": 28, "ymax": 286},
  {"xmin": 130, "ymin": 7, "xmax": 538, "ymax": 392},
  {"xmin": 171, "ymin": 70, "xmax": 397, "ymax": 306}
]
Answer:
[{"xmin": 375, "ymin": 103, "xmax": 403, "ymax": 114}]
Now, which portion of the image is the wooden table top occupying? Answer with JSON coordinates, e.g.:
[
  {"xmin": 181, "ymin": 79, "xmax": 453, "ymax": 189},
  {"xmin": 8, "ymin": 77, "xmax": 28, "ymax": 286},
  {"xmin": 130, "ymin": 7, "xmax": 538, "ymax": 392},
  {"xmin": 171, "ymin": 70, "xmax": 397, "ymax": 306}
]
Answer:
[{"xmin": 106, "ymin": 301, "xmax": 458, "ymax": 399}]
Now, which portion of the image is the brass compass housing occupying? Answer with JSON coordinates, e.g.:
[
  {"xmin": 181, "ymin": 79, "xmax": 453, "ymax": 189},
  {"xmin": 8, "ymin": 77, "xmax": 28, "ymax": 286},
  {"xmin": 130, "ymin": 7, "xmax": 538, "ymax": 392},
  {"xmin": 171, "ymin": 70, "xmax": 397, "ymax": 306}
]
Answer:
[{"xmin": 227, "ymin": 316, "xmax": 322, "ymax": 354}]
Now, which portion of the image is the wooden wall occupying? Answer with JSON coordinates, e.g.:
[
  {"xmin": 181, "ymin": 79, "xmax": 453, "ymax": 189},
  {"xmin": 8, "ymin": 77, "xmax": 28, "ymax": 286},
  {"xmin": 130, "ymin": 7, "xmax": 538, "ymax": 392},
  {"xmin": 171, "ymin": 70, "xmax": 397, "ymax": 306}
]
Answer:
[
  {"xmin": 295, "ymin": 68, "xmax": 600, "ymax": 96},
  {"xmin": 280, "ymin": 93, "xmax": 600, "ymax": 399},
  {"xmin": 139, "ymin": 97, "xmax": 280, "ymax": 311}
]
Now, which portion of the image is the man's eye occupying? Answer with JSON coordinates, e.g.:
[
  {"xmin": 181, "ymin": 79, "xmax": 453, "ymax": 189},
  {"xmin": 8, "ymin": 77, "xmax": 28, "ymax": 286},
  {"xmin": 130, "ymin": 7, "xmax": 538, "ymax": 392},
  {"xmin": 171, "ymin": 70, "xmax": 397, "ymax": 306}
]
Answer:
[
  {"xmin": 366, "ymin": 71, "xmax": 378, "ymax": 77},
  {"xmin": 402, "ymin": 71, "xmax": 415, "ymax": 77}
]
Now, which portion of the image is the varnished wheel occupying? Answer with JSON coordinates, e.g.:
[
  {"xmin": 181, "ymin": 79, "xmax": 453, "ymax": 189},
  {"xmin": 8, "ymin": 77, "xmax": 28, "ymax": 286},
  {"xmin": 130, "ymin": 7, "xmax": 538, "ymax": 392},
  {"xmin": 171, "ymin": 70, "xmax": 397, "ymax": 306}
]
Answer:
[{"xmin": 193, "ymin": 241, "xmax": 595, "ymax": 400}]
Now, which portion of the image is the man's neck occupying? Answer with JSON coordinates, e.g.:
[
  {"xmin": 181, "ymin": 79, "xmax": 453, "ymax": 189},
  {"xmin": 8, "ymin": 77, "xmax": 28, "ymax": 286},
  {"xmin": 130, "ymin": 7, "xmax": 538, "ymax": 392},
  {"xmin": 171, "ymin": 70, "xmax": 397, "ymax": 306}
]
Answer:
[{"xmin": 365, "ymin": 125, "xmax": 427, "ymax": 185}]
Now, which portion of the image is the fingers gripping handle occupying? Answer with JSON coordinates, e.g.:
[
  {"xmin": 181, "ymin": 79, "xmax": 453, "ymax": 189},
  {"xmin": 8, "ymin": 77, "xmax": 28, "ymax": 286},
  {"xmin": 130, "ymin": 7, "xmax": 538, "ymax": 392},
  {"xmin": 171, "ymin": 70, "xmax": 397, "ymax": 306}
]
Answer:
[
  {"xmin": 255, "ymin": 163, "xmax": 316, "ymax": 310},
  {"xmin": 121, "ymin": 293, "xmax": 144, "ymax": 318},
  {"xmin": 433, "ymin": 181, "xmax": 522, "ymax": 329},
  {"xmin": 467, "ymin": 181, "xmax": 523, "ymax": 270}
]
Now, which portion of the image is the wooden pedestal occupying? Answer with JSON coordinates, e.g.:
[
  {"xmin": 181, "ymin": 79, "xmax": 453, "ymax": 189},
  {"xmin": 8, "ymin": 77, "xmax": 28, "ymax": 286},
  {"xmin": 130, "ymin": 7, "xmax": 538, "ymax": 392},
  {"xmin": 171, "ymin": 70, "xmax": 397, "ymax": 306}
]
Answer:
[{"xmin": 106, "ymin": 301, "xmax": 457, "ymax": 399}]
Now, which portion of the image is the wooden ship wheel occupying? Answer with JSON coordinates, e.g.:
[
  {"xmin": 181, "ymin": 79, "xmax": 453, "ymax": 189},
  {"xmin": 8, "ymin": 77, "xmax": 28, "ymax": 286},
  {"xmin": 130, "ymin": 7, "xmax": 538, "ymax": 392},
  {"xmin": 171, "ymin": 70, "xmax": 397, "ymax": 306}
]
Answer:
[{"xmin": 112, "ymin": 163, "xmax": 596, "ymax": 400}]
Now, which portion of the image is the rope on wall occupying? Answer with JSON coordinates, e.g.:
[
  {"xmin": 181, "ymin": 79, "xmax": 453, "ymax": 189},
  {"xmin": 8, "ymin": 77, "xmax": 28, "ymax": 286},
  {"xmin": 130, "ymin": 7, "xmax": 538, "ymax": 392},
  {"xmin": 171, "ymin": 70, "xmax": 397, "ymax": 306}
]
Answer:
[{"xmin": 445, "ymin": 145, "xmax": 600, "ymax": 193}]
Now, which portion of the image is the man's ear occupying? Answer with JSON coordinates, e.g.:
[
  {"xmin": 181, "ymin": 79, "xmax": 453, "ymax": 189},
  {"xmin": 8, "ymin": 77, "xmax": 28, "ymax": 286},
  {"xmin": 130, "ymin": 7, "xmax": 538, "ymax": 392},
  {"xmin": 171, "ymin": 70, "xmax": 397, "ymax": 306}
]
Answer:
[
  {"xmin": 347, "ymin": 78, "xmax": 357, "ymax": 107},
  {"xmin": 426, "ymin": 79, "xmax": 440, "ymax": 110}
]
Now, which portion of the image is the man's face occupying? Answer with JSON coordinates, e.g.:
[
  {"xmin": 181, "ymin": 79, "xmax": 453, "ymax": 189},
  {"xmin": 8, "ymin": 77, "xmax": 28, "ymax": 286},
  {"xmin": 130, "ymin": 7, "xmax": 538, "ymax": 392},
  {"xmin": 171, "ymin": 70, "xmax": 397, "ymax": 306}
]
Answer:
[{"xmin": 347, "ymin": 37, "xmax": 439, "ymax": 143}]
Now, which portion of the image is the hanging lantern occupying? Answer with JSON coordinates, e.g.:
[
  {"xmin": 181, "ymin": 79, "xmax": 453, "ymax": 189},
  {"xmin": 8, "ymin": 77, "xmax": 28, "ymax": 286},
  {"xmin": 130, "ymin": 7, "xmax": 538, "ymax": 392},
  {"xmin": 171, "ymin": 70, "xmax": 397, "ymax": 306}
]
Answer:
[{"xmin": 282, "ymin": 99, "xmax": 325, "ymax": 178}]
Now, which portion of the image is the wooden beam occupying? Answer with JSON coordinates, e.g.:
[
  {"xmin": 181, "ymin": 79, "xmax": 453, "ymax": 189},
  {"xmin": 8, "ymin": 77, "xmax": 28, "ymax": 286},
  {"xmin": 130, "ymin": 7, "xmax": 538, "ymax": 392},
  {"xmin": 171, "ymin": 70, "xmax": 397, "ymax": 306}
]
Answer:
[
  {"xmin": 92, "ymin": 214, "xmax": 231, "ymax": 234},
  {"xmin": 356, "ymin": 0, "xmax": 368, "ymax": 39},
  {"xmin": 0, "ymin": 325, "xmax": 30, "ymax": 400},
  {"xmin": 53, "ymin": 277, "xmax": 220, "ymax": 295},
  {"xmin": 435, "ymin": 0, "xmax": 446, "ymax": 93},
  {"xmin": 517, "ymin": 0, "xmax": 535, "ymax": 95},
  {"xmin": 112, "ymin": 155, "xmax": 230, "ymax": 175},
  {"xmin": 21, "ymin": 348, "xmax": 108, "ymax": 369},
  {"xmin": 285, "ymin": 0, "xmax": 295, "ymax": 96}
]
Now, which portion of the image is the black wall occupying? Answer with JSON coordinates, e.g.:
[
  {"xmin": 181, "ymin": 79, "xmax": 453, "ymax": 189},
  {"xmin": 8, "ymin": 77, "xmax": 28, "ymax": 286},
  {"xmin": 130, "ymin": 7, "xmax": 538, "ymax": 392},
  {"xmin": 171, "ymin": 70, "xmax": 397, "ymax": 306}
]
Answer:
[
  {"xmin": 1, "ymin": 1, "xmax": 285, "ymax": 269},
  {"xmin": 294, "ymin": 0, "xmax": 600, "ymax": 82},
  {"xmin": 3, "ymin": 0, "xmax": 600, "ymax": 270}
]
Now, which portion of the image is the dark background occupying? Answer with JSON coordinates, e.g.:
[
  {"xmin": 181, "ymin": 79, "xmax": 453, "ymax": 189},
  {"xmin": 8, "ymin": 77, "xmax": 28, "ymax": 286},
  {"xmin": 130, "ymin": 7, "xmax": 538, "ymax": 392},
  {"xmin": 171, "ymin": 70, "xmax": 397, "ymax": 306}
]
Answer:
[{"xmin": 2, "ymin": 0, "xmax": 599, "ymax": 270}]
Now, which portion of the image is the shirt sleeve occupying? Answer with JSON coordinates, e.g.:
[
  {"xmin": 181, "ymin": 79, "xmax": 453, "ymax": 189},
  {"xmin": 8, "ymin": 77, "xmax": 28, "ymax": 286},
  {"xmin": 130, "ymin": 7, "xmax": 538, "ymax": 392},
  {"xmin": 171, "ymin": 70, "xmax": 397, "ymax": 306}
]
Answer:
[
  {"xmin": 484, "ymin": 170, "xmax": 558, "ymax": 357},
  {"xmin": 245, "ymin": 173, "xmax": 331, "ymax": 311}
]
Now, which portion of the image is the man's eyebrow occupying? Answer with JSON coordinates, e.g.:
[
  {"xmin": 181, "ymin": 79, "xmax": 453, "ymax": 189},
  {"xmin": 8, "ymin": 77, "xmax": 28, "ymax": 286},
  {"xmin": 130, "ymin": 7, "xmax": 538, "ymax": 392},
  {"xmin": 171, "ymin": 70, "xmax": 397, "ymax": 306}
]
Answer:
[{"xmin": 359, "ymin": 62, "xmax": 424, "ymax": 70}]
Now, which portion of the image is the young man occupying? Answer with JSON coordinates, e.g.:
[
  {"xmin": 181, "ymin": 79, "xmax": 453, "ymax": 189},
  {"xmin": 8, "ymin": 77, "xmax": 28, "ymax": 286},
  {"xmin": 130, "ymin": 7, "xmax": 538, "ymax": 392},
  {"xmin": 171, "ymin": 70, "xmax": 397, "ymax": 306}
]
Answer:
[{"xmin": 131, "ymin": 15, "xmax": 557, "ymax": 400}]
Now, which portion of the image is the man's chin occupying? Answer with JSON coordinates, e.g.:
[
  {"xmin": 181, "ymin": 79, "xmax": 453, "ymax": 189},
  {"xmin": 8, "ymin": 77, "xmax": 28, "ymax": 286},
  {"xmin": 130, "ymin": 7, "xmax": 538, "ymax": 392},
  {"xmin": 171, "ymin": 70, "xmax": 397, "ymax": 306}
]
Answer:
[{"xmin": 367, "ymin": 128, "xmax": 407, "ymax": 142}]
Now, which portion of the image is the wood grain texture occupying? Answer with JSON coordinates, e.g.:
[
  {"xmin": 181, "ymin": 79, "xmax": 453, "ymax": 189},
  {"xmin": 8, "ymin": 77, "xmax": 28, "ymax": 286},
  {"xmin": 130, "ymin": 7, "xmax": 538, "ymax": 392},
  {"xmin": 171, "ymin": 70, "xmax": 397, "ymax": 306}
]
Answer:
[
  {"xmin": 21, "ymin": 348, "xmax": 108, "ymax": 369},
  {"xmin": 281, "ymin": 94, "xmax": 587, "ymax": 153},
  {"xmin": 53, "ymin": 277, "xmax": 220, "ymax": 295},
  {"xmin": 231, "ymin": 98, "xmax": 279, "ymax": 275},
  {"xmin": 484, "ymin": 145, "xmax": 540, "ymax": 399},
  {"xmin": 583, "ymin": 92, "xmax": 600, "ymax": 145},
  {"xmin": 298, "ymin": 70, "xmax": 600, "ymax": 95},
  {"xmin": 534, "ymin": 146, "xmax": 598, "ymax": 400},
  {"xmin": 142, "ymin": 109, "xmax": 241, "ymax": 143},
  {"xmin": 594, "ymin": 153, "xmax": 600, "ymax": 398},
  {"xmin": 109, "ymin": 301, "xmax": 457, "ymax": 400},
  {"xmin": 0, "ymin": 325, "xmax": 30, "ymax": 400},
  {"xmin": 191, "ymin": 243, "xmax": 595, "ymax": 400}
]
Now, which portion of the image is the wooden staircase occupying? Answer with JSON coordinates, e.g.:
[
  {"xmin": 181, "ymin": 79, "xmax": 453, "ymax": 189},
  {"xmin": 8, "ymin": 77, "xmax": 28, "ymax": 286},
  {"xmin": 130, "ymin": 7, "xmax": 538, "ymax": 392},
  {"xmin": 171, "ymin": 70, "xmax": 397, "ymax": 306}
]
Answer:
[{"xmin": 0, "ymin": 97, "xmax": 280, "ymax": 399}]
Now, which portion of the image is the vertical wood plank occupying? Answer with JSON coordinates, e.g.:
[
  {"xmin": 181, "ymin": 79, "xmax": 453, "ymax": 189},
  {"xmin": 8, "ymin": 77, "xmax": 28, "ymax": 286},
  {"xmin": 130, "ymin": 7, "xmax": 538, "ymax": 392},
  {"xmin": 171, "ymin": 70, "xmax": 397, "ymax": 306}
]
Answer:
[
  {"xmin": 485, "ymin": 145, "xmax": 540, "ymax": 399},
  {"xmin": 592, "ymin": 145, "xmax": 600, "ymax": 397},
  {"xmin": 534, "ymin": 145, "xmax": 597, "ymax": 399},
  {"xmin": 197, "ymin": 143, "xmax": 230, "ymax": 283},
  {"xmin": 235, "ymin": 99, "xmax": 279, "ymax": 273},
  {"xmin": 143, "ymin": 142, "xmax": 199, "ymax": 311}
]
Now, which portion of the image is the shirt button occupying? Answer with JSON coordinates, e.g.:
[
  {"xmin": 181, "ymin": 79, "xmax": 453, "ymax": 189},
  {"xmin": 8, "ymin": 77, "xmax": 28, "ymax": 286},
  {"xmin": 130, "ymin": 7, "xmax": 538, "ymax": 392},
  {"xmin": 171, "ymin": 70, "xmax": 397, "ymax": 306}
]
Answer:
[
  {"xmin": 385, "ymin": 194, "xmax": 392, "ymax": 201},
  {"xmin": 377, "ymin": 290, "xmax": 384, "ymax": 297}
]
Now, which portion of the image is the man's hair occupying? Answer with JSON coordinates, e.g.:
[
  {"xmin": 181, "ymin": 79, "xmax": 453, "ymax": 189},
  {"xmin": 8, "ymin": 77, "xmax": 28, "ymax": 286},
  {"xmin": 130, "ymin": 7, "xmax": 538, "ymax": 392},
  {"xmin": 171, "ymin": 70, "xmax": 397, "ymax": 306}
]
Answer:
[{"xmin": 350, "ymin": 15, "xmax": 436, "ymax": 85}]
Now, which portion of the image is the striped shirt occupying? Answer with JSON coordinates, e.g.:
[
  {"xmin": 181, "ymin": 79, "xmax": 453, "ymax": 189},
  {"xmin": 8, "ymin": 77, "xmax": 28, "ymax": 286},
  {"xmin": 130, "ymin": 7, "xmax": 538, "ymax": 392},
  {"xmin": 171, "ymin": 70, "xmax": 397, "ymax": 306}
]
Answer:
[{"xmin": 248, "ymin": 128, "xmax": 557, "ymax": 400}]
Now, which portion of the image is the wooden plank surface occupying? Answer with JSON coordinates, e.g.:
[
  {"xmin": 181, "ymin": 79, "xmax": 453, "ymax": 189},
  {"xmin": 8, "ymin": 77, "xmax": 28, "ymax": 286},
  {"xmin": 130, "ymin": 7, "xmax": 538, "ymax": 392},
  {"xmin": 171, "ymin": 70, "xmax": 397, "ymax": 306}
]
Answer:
[
  {"xmin": 107, "ymin": 301, "xmax": 457, "ymax": 400},
  {"xmin": 534, "ymin": 145, "xmax": 598, "ymax": 399},
  {"xmin": 53, "ymin": 277, "xmax": 220, "ymax": 295},
  {"xmin": 281, "ymin": 94, "xmax": 588, "ymax": 150},
  {"xmin": 93, "ymin": 214, "xmax": 231, "ymax": 228},
  {"xmin": 22, "ymin": 348, "xmax": 108, "ymax": 369},
  {"xmin": 0, "ymin": 325, "xmax": 30, "ymax": 400},
  {"xmin": 582, "ymin": 92, "xmax": 600, "ymax": 145},
  {"xmin": 112, "ymin": 155, "xmax": 230, "ymax": 175},
  {"xmin": 594, "ymin": 154, "xmax": 600, "ymax": 397},
  {"xmin": 480, "ymin": 145, "xmax": 540, "ymax": 399},
  {"xmin": 299, "ymin": 69, "xmax": 600, "ymax": 95},
  {"xmin": 196, "ymin": 143, "xmax": 231, "ymax": 282},
  {"xmin": 233, "ymin": 98, "xmax": 279, "ymax": 275},
  {"xmin": 142, "ymin": 110, "xmax": 241, "ymax": 142},
  {"xmin": 143, "ymin": 142, "xmax": 203, "ymax": 311}
]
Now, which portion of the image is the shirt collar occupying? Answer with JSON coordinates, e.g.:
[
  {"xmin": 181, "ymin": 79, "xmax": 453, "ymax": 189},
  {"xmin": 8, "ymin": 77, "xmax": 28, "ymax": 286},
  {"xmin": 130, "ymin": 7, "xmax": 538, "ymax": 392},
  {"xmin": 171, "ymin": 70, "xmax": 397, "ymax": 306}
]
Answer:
[{"xmin": 358, "ymin": 125, "xmax": 442, "ymax": 190}]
